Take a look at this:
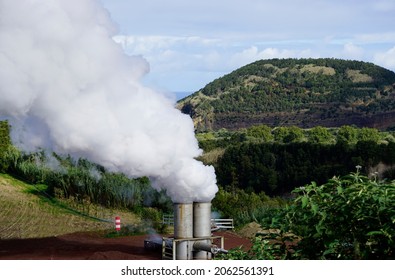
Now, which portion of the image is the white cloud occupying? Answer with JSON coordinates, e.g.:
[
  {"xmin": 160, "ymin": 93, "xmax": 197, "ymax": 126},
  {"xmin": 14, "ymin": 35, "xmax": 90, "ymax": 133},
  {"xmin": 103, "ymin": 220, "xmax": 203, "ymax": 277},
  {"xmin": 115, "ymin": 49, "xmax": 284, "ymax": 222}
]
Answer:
[
  {"xmin": 228, "ymin": 46, "xmax": 321, "ymax": 70},
  {"xmin": 112, "ymin": 32, "xmax": 395, "ymax": 92},
  {"xmin": 229, "ymin": 46, "xmax": 294, "ymax": 68},
  {"xmin": 102, "ymin": 0, "xmax": 395, "ymax": 90},
  {"xmin": 113, "ymin": 35, "xmax": 180, "ymax": 54},
  {"xmin": 115, "ymin": 35, "xmax": 316, "ymax": 72},
  {"xmin": 373, "ymin": 46, "xmax": 395, "ymax": 70},
  {"xmin": 340, "ymin": 43, "xmax": 364, "ymax": 60}
]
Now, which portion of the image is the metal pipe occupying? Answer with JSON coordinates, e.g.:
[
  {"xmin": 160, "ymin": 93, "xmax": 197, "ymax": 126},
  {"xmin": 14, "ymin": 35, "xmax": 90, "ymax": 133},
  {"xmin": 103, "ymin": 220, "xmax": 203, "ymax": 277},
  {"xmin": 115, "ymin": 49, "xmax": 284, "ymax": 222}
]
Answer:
[
  {"xmin": 193, "ymin": 202, "xmax": 212, "ymax": 259},
  {"xmin": 173, "ymin": 203, "xmax": 193, "ymax": 260},
  {"xmin": 193, "ymin": 202, "xmax": 212, "ymax": 238},
  {"xmin": 193, "ymin": 241, "xmax": 228, "ymax": 255}
]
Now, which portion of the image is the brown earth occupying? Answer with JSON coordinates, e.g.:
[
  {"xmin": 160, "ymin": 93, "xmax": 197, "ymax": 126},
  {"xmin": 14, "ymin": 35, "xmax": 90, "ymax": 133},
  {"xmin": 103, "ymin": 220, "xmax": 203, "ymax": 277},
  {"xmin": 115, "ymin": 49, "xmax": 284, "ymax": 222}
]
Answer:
[
  {"xmin": 0, "ymin": 231, "xmax": 251, "ymax": 260},
  {"xmin": 213, "ymin": 110, "xmax": 395, "ymax": 131}
]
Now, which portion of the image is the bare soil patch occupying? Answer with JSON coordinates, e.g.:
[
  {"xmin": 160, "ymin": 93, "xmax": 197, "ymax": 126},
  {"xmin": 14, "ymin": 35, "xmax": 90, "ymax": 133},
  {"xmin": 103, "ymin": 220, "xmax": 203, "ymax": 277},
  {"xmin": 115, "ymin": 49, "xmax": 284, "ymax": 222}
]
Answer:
[{"xmin": 0, "ymin": 231, "xmax": 251, "ymax": 260}]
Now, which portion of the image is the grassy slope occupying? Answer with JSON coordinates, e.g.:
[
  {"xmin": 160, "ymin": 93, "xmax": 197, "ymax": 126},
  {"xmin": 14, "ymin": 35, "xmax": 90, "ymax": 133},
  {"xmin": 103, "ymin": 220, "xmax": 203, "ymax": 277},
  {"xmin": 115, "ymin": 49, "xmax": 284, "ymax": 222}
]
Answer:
[{"xmin": 0, "ymin": 174, "xmax": 140, "ymax": 239}]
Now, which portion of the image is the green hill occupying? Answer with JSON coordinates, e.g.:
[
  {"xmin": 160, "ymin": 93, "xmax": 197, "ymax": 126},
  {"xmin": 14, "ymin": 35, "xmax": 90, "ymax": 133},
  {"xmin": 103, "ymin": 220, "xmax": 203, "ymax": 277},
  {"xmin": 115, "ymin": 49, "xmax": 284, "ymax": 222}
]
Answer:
[{"xmin": 177, "ymin": 58, "xmax": 395, "ymax": 131}]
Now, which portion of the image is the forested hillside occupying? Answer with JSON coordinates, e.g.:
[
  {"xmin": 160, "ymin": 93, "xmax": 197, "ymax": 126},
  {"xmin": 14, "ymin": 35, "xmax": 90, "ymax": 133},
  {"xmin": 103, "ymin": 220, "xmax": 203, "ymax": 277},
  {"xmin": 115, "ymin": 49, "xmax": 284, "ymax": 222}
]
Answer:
[
  {"xmin": 197, "ymin": 125, "xmax": 395, "ymax": 196},
  {"xmin": 178, "ymin": 58, "xmax": 395, "ymax": 131}
]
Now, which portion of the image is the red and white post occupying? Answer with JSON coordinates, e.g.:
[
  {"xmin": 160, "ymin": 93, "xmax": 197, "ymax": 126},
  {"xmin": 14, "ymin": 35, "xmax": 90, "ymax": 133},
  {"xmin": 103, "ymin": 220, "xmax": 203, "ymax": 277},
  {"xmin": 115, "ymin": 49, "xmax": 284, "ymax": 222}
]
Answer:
[{"xmin": 115, "ymin": 216, "xmax": 121, "ymax": 231}]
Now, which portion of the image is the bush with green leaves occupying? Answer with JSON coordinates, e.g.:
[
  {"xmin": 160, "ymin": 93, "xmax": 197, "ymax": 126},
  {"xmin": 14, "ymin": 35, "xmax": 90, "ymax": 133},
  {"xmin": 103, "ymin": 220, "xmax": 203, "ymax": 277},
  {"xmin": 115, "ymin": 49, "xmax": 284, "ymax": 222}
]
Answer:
[
  {"xmin": 212, "ymin": 187, "xmax": 286, "ymax": 225},
  {"xmin": 286, "ymin": 169, "xmax": 395, "ymax": 259},
  {"xmin": 216, "ymin": 232, "xmax": 300, "ymax": 260}
]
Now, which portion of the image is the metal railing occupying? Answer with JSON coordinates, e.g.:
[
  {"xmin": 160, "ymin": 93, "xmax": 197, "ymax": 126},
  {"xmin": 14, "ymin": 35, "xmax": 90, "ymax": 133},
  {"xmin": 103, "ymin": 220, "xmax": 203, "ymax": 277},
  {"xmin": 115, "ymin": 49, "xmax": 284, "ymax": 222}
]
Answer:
[
  {"xmin": 162, "ymin": 214, "xmax": 174, "ymax": 226},
  {"xmin": 211, "ymin": 218, "xmax": 234, "ymax": 230},
  {"xmin": 162, "ymin": 214, "xmax": 234, "ymax": 230}
]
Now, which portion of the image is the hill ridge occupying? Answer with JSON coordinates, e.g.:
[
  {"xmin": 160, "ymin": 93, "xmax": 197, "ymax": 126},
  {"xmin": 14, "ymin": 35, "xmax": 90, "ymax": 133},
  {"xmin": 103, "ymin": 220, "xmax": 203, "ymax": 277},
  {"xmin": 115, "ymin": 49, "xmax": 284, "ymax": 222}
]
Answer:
[{"xmin": 177, "ymin": 58, "xmax": 395, "ymax": 131}]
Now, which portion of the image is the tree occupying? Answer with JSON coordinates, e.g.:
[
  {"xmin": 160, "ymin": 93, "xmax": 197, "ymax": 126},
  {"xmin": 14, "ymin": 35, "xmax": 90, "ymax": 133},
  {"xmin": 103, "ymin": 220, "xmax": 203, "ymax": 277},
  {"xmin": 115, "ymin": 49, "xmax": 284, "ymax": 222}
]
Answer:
[
  {"xmin": 273, "ymin": 126, "xmax": 304, "ymax": 143},
  {"xmin": 246, "ymin": 125, "xmax": 273, "ymax": 142},
  {"xmin": 336, "ymin": 125, "xmax": 358, "ymax": 145},
  {"xmin": 308, "ymin": 126, "xmax": 335, "ymax": 144},
  {"xmin": 0, "ymin": 120, "xmax": 12, "ymax": 172},
  {"xmin": 0, "ymin": 120, "xmax": 11, "ymax": 150},
  {"xmin": 358, "ymin": 127, "xmax": 381, "ymax": 143}
]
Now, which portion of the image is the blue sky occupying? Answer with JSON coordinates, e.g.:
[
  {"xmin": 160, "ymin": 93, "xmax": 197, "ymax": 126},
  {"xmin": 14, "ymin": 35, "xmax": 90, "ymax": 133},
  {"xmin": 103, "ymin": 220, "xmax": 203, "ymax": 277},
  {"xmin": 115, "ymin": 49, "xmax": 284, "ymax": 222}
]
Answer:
[{"xmin": 100, "ymin": 0, "xmax": 395, "ymax": 93}]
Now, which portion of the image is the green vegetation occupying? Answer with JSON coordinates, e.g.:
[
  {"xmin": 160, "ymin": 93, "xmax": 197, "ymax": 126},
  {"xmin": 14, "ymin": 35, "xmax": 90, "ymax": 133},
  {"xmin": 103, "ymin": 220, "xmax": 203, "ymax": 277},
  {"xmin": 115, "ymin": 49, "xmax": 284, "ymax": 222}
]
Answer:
[
  {"xmin": 212, "ymin": 187, "xmax": 286, "ymax": 227},
  {"xmin": 178, "ymin": 58, "xmax": 395, "ymax": 131},
  {"xmin": 287, "ymin": 170, "xmax": 394, "ymax": 259},
  {"xmin": 0, "ymin": 173, "xmax": 141, "ymax": 238},
  {"xmin": 219, "ymin": 170, "xmax": 395, "ymax": 260},
  {"xmin": 197, "ymin": 125, "xmax": 395, "ymax": 196},
  {"xmin": 2, "ymin": 97, "xmax": 395, "ymax": 259},
  {"xmin": 0, "ymin": 120, "xmax": 11, "ymax": 172},
  {"xmin": 208, "ymin": 124, "xmax": 395, "ymax": 259}
]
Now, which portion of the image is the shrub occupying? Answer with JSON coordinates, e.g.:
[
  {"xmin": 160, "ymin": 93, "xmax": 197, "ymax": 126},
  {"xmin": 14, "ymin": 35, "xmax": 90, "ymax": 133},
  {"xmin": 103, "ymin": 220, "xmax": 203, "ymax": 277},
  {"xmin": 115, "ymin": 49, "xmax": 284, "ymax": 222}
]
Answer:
[
  {"xmin": 212, "ymin": 187, "xmax": 286, "ymax": 225},
  {"xmin": 216, "ymin": 233, "xmax": 300, "ymax": 260},
  {"xmin": 286, "ymin": 168, "xmax": 395, "ymax": 259}
]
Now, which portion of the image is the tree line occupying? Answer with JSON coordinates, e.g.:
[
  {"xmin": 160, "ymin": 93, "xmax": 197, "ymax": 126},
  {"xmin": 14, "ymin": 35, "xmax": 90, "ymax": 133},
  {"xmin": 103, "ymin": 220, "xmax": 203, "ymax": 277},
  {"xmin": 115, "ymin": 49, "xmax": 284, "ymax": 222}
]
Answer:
[{"xmin": 198, "ymin": 124, "xmax": 395, "ymax": 196}]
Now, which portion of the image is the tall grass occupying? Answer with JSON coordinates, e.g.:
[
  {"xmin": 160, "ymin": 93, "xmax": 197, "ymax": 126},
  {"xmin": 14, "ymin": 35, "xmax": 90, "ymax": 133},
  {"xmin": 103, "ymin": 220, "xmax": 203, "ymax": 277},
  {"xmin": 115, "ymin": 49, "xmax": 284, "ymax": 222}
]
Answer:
[{"xmin": 1, "ymin": 147, "xmax": 172, "ymax": 215}]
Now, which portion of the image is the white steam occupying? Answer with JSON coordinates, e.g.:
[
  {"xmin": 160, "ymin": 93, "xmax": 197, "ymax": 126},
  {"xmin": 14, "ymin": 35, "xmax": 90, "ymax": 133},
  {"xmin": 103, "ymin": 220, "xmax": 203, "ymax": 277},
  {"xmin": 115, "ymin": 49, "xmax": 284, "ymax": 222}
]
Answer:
[{"xmin": 0, "ymin": 0, "xmax": 217, "ymax": 203}]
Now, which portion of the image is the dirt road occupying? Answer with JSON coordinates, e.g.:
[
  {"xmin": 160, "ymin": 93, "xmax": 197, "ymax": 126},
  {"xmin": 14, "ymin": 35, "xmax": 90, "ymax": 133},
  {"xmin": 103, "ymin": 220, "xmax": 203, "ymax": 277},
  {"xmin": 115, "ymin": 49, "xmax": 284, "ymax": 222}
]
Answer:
[{"xmin": 0, "ymin": 231, "xmax": 251, "ymax": 260}]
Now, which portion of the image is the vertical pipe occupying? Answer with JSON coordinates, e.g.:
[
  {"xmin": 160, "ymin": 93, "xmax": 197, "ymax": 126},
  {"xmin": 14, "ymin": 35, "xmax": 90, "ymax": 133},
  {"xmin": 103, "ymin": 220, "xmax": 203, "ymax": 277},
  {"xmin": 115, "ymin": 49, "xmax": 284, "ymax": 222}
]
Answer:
[
  {"xmin": 174, "ymin": 203, "xmax": 193, "ymax": 260},
  {"xmin": 193, "ymin": 202, "xmax": 212, "ymax": 259}
]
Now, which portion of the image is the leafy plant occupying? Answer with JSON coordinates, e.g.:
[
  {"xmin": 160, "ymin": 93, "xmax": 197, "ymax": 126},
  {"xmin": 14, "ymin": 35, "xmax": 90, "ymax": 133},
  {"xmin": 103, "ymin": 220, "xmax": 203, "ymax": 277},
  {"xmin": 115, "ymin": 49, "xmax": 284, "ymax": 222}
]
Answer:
[
  {"xmin": 217, "ymin": 231, "xmax": 300, "ymax": 260},
  {"xmin": 212, "ymin": 187, "xmax": 286, "ymax": 224},
  {"xmin": 286, "ymin": 168, "xmax": 395, "ymax": 259}
]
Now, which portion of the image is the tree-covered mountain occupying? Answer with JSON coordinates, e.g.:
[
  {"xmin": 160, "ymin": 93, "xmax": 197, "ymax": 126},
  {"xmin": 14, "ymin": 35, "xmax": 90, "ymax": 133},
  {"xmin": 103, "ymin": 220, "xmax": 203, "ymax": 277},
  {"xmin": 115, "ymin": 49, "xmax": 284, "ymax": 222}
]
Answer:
[{"xmin": 177, "ymin": 58, "xmax": 395, "ymax": 131}]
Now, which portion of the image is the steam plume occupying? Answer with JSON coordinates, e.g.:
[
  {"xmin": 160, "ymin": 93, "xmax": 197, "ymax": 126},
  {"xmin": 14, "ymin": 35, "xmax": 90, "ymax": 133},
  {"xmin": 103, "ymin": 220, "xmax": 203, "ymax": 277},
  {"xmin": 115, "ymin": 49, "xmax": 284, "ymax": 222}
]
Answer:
[{"xmin": 0, "ymin": 0, "xmax": 217, "ymax": 203}]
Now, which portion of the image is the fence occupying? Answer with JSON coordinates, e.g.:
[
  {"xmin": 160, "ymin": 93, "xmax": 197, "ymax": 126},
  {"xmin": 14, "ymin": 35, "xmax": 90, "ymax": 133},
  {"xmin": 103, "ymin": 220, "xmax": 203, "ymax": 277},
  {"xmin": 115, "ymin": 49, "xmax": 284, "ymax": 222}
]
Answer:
[
  {"xmin": 162, "ymin": 214, "xmax": 234, "ymax": 230},
  {"xmin": 211, "ymin": 218, "xmax": 234, "ymax": 230},
  {"xmin": 162, "ymin": 214, "xmax": 174, "ymax": 226}
]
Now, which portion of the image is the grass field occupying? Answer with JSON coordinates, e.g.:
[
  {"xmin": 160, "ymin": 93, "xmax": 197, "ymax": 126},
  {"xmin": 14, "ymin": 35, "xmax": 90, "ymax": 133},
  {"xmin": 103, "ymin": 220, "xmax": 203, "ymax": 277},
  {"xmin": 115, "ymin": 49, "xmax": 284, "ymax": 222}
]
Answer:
[{"xmin": 0, "ymin": 174, "xmax": 140, "ymax": 239}]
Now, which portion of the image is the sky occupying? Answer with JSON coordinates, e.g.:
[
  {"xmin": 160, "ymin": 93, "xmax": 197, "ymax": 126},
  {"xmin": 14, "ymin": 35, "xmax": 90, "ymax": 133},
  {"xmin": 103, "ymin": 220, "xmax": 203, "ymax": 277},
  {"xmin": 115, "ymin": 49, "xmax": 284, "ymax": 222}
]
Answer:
[{"xmin": 100, "ymin": 0, "xmax": 395, "ymax": 94}]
